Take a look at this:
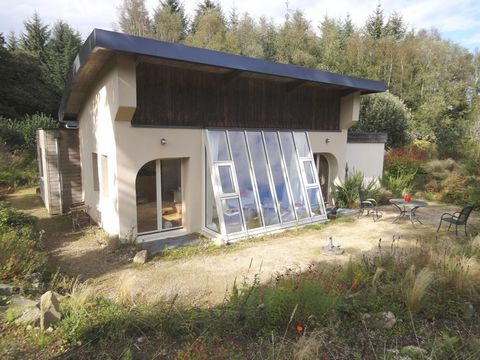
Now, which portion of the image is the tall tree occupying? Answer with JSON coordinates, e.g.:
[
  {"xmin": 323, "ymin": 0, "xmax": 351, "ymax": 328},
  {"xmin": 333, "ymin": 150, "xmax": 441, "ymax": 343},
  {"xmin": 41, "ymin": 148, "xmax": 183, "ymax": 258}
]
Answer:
[
  {"xmin": 117, "ymin": 0, "xmax": 153, "ymax": 37},
  {"xmin": 44, "ymin": 21, "xmax": 82, "ymax": 96},
  {"xmin": 275, "ymin": 10, "xmax": 318, "ymax": 68},
  {"xmin": 191, "ymin": 0, "xmax": 222, "ymax": 33},
  {"xmin": 365, "ymin": 3, "xmax": 384, "ymax": 39},
  {"xmin": 258, "ymin": 16, "xmax": 277, "ymax": 61},
  {"xmin": 20, "ymin": 12, "xmax": 50, "ymax": 59},
  {"xmin": 384, "ymin": 11, "xmax": 406, "ymax": 40},
  {"xmin": 153, "ymin": 0, "xmax": 187, "ymax": 42},
  {"xmin": 186, "ymin": 7, "xmax": 226, "ymax": 51},
  {"xmin": 225, "ymin": 13, "xmax": 263, "ymax": 58},
  {"xmin": 6, "ymin": 31, "xmax": 18, "ymax": 52}
]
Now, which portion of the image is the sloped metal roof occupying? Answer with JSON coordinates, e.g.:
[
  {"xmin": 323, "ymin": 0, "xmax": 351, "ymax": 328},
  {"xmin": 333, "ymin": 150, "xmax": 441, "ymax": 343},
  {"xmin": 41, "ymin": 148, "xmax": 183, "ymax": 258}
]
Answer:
[{"xmin": 59, "ymin": 29, "xmax": 387, "ymax": 121}]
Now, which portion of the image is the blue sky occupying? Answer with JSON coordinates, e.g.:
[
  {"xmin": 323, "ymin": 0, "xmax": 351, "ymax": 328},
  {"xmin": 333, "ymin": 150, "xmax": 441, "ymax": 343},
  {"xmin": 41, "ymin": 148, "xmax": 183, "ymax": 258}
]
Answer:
[{"xmin": 0, "ymin": 0, "xmax": 479, "ymax": 53}]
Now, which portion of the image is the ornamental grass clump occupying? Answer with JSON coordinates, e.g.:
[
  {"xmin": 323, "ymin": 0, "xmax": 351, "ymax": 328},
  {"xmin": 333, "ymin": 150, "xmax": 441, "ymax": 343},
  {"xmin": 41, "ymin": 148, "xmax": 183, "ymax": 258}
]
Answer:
[{"xmin": 404, "ymin": 267, "xmax": 435, "ymax": 312}]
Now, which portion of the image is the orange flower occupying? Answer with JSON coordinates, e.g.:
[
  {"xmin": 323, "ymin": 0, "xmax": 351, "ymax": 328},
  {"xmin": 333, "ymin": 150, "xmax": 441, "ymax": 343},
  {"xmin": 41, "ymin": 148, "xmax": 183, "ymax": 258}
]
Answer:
[
  {"xmin": 351, "ymin": 278, "xmax": 359, "ymax": 290},
  {"xmin": 296, "ymin": 324, "xmax": 304, "ymax": 334}
]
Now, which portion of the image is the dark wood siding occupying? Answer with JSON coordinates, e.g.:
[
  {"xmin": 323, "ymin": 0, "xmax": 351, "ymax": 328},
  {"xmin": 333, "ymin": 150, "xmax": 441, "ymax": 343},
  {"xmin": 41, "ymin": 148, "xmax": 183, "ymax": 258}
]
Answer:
[{"xmin": 132, "ymin": 62, "xmax": 340, "ymax": 130}]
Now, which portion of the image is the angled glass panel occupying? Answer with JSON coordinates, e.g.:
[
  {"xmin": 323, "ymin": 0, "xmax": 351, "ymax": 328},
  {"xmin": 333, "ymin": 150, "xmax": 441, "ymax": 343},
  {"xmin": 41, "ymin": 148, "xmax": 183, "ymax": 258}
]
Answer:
[
  {"xmin": 293, "ymin": 132, "xmax": 310, "ymax": 158},
  {"xmin": 228, "ymin": 131, "xmax": 262, "ymax": 230},
  {"xmin": 222, "ymin": 198, "xmax": 243, "ymax": 234},
  {"xmin": 307, "ymin": 188, "xmax": 323, "ymax": 216},
  {"xmin": 279, "ymin": 132, "xmax": 309, "ymax": 219},
  {"xmin": 208, "ymin": 130, "xmax": 230, "ymax": 162},
  {"xmin": 246, "ymin": 132, "xmax": 280, "ymax": 226},
  {"xmin": 303, "ymin": 160, "xmax": 317, "ymax": 185},
  {"xmin": 205, "ymin": 151, "xmax": 220, "ymax": 233},
  {"xmin": 263, "ymin": 132, "xmax": 295, "ymax": 223},
  {"xmin": 218, "ymin": 165, "xmax": 235, "ymax": 194}
]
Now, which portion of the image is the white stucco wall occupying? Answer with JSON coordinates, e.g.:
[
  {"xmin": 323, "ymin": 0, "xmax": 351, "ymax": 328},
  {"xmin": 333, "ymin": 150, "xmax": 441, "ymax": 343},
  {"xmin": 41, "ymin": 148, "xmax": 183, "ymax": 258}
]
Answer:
[
  {"xmin": 78, "ymin": 56, "xmax": 127, "ymax": 236},
  {"xmin": 114, "ymin": 124, "xmax": 204, "ymax": 239},
  {"xmin": 346, "ymin": 142, "xmax": 385, "ymax": 181}
]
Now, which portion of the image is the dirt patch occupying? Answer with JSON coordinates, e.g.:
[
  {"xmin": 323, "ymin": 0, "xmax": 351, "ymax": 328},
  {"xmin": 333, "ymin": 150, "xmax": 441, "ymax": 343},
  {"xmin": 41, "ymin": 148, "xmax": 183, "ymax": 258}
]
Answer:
[{"xmin": 7, "ymin": 188, "xmax": 480, "ymax": 306}]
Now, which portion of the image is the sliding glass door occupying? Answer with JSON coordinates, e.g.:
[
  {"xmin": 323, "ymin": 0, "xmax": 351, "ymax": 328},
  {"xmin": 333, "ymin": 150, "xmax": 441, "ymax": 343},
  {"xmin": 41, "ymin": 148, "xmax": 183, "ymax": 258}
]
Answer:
[
  {"xmin": 205, "ymin": 130, "xmax": 326, "ymax": 240},
  {"xmin": 136, "ymin": 159, "xmax": 183, "ymax": 234}
]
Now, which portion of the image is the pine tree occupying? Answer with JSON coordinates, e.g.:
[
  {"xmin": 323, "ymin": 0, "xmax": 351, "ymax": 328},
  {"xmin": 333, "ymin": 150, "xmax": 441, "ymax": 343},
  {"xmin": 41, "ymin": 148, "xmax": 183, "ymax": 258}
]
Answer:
[
  {"xmin": 153, "ymin": 0, "xmax": 187, "ymax": 42},
  {"xmin": 258, "ymin": 16, "xmax": 277, "ymax": 61},
  {"xmin": 186, "ymin": 7, "xmax": 226, "ymax": 51},
  {"xmin": 191, "ymin": 0, "xmax": 222, "ymax": 33},
  {"xmin": 365, "ymin": 4, "xmax": 384, "ymax": 39},
  {"xmin": 342, "ymin": 14, "xmax": 355, "ymax": 37},
  {"xmin": 117, "ymin": 0, "xmax": 153, "ymax": 37},
  {"xmin": 20, "ymin": 12, "xmax": 50, "ymax": 59},
  {"xmin": 44, "ymin": 21, "xmax": 82, "ymax": 95},
  {"xmin": 384, "ymin": 11, "xmax": 406, "ymax": 40},
  {"xmin": 7, "ymin": 31, "xmax": 18, "ymax": 52}
]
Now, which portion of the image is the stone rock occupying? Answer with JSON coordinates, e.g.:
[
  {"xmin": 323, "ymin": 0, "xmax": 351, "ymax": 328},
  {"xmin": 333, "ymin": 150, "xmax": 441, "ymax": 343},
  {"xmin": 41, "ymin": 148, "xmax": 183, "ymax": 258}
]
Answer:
[
  {"xmin": 399, "ymin": 345, "xmax": 427, "ymax": 359},
  {"xmin": 133, "ymin": 250, "xmax": 148, "ymax": 264},
  {"xmin": 362, "ymin": 311, "xmax": 396, "ymax": 330},
  {"xmin": 0, "ymin": 283, "xmax": 16, "ymax": 296},
  {"xmin": 8, "ymin": 295, "xmax": 39, "ymax": 319},
  {"xmin": 25, "ymin": 272, "xmax": 43, "ymax": 290},
  {"xmin": 40, "ymin": 291, "xmax": 61, "ymax": 330},
  {"xmin": 14, "ymin": 306, "xmax": 41, "ymax": 325}
]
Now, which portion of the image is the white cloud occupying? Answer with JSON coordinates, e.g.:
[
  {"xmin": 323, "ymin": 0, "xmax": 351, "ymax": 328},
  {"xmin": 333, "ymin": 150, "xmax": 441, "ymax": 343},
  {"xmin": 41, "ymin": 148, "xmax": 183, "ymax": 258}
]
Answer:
[{"xmin": 0, "ymin": 0, "xmax": 479, "ymax": 50}]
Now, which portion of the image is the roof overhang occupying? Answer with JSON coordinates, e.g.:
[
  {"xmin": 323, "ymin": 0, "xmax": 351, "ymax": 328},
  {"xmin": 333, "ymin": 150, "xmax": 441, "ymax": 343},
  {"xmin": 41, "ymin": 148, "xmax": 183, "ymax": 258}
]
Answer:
[{"xmin": 59, "ymin": 29, "xmax": 388, "ymax": 122}]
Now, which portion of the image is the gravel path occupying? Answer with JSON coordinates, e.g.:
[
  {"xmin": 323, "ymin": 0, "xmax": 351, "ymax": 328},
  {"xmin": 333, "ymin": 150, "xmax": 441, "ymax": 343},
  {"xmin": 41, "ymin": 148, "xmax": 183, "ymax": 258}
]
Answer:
[{"xmin": 9, "ymin": 188, "xmax": 479, "ymax": 306}]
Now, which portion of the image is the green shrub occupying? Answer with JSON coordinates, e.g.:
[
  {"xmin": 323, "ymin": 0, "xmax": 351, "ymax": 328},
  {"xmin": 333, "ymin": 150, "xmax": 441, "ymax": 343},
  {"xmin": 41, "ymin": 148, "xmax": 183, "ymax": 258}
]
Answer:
[
  {"xmin": 380, "ymin": 172, "xmax": 416, "ymax": 197},
  {"xmin": 0, "ymin": 144, "xmax": 39, "ymax": 187},
  {"xmin": 351, "ymin": 92, "xmax": 411, "ymax": 149},
  {"xmin": 0, "ymin": 113, "xmax": 59, "ymax": 154},
  {"xmin": 0, "ymin": 203, "xmax": 45, "ymax": 281},
  {"xmin": 0, "ymin": 226, "xmax": 46, "ymax": 281}
]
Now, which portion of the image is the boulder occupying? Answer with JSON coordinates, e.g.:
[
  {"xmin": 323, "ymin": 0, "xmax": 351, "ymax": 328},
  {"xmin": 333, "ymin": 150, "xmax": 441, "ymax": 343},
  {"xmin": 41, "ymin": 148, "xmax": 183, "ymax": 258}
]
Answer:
[
  {"xmin": 362, "ymin": 311, "xmax": 396, "ymax": 330},
  {"xmin": 14, "ymin": 306, "xmax": 41, "ymax": 325},
  {"xmin": 133, "ymin": 250, "xmax": 148, "ymax": 264},
  {"xmin": 8, "ymin": 295, "xmax": 39, "ymax": 320},
  {"xmin": 0, "ymin": 284, "xmax": 16, "ymax": 296},
  {"xmin": 40, "ymin": 291, "xmax": 61, "ymax": 330}
]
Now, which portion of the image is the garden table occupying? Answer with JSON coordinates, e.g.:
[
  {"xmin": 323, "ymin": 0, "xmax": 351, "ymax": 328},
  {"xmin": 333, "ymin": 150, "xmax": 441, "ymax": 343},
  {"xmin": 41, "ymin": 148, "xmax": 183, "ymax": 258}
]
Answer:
[{"xmin": 389, "ymin": 198, "xmax": 427, "ymax": 227}]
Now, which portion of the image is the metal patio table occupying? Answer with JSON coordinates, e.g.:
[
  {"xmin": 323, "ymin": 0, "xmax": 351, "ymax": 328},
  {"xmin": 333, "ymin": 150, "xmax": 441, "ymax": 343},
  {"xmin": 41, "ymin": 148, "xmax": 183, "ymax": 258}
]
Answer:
[{"xmin": 389, "ymin": 198, "xmax": 428, "ymax": 227}]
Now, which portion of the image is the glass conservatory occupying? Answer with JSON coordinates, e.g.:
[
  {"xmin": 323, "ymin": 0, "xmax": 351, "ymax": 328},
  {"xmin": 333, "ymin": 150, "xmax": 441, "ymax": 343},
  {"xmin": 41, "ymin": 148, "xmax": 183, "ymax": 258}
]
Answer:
[{"xmin": 205, "ymin": 129, "xmax": 327, "ymax": 241}]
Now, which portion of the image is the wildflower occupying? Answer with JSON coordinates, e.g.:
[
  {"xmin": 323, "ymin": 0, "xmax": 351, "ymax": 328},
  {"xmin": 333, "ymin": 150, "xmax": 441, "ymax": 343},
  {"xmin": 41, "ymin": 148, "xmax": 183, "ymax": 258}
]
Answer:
[
  {"xmin": 296, "ymin": 324, "xmax": 304, "ymax": 334},
  {"xmin": 351, "ymin": 278, "xmax": 359, "ymax": 290}
]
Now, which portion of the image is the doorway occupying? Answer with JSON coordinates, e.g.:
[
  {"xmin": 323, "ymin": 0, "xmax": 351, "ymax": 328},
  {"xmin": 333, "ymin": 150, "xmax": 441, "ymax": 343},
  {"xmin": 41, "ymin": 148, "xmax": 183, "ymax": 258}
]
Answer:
[
  {"xmin": 136, "ymin": 159, "xmax": 183, "ymax": 234},
  {"xmin": 314, "ymin": 153, "xmax": 329, "ymax": 203}
]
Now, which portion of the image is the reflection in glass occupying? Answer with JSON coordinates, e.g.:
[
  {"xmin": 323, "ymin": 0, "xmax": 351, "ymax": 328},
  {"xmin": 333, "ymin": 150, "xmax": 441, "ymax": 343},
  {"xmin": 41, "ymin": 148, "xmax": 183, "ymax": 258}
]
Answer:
[
  {"xmin": 161, "ymin": 159, "xmax": 182, "ymax": 229},
  {"xmin": 228, "ymin": 131, "xmax": 262, "ymax": 229},
  {"xmin": 303, "ymin": 161, "xmax": 316, "ymax": 185},
  {"xmin": 208, "ymin": 131, "xmax": 230, "ymax": 162},
  {"xmin": 279, "ymin": 132, "xmax": 309, "ymax": 219},
  {"xmin": 293, "ymin": 132, "xmax": 310, "ymax": 157},
  {"xmin": 246, "ymin": 132, "xmax": 280, "ymax": 226},
  {"xmin": 307, "ymin": 188, "xmax": 323, "ymax": 215},
  {"xmin": 264, "ymin": 132, "xmax": 295, "ymax": 222},
  {"xmin": 205, "ymin": 151, "xmax": 220, "ymax": 233},
  {"xmin": 218, "ymin": 165, "xmax": 235, "ymax": 194},
  {"xmin": 136, "ymin": 160, "xmax": 157, "ymax": 233},
  {"xmin": 222, "ymin": 198, "xmax": 243, "ymax": 233}
]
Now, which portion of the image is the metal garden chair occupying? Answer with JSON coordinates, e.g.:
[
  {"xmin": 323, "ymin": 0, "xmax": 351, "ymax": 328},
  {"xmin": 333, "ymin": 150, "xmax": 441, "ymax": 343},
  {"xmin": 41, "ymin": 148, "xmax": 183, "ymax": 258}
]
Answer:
[
  {"xmin": 358, "ymin": 195, "xmax": 382, "ymax": 222},
  {"xmin": 436, "ymin": 205, "xmax": 475, "ymax": 236}
]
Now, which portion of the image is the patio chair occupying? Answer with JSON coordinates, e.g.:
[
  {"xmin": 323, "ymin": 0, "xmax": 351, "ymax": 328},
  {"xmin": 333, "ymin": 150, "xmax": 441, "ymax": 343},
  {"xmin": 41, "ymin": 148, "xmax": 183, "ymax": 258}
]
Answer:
[
  {"xmin": 358, "ymin": 195, "xmax": 382, "ymax": 222},
  {"xmin": 436, "ymin": 205, "xmax": 475, "ymax": 236}
]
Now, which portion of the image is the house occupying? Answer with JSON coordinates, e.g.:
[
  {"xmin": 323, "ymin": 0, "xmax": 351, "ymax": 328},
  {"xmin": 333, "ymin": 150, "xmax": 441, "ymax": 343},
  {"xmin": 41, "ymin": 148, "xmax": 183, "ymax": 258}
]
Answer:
[{"xmin": 56, "ymin": 29, "xmax": 387, "ymax": 243}]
